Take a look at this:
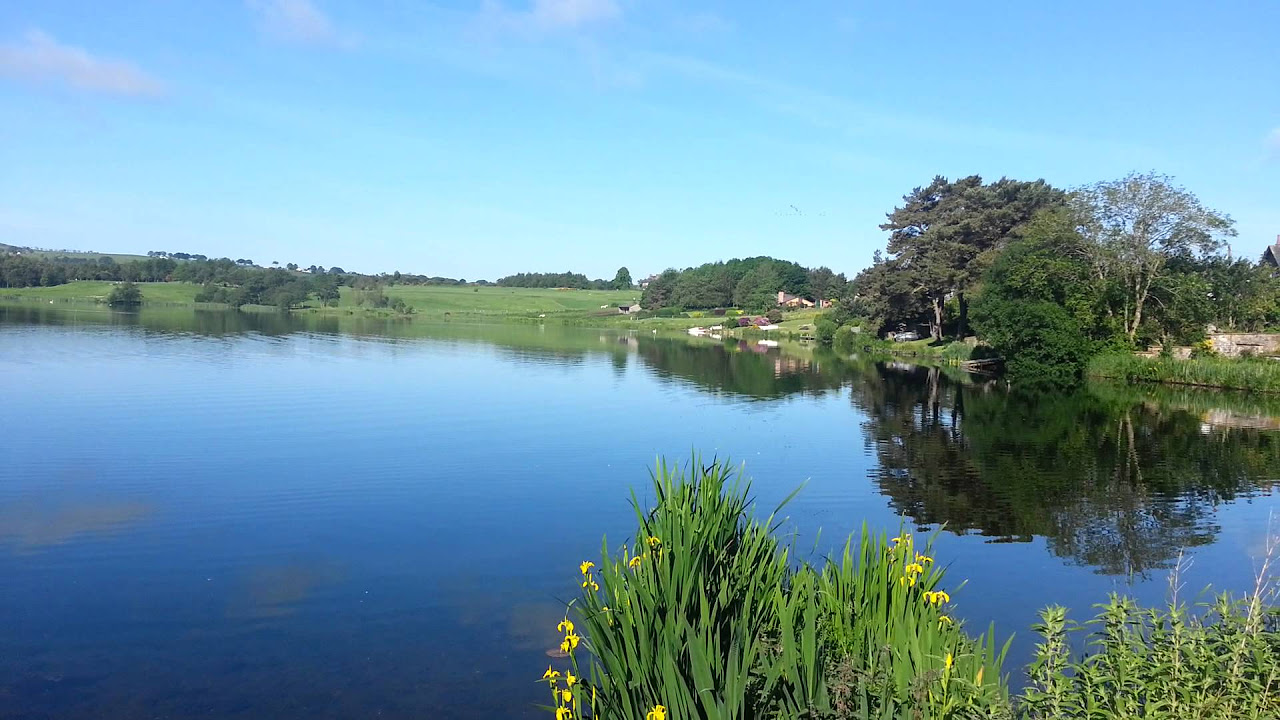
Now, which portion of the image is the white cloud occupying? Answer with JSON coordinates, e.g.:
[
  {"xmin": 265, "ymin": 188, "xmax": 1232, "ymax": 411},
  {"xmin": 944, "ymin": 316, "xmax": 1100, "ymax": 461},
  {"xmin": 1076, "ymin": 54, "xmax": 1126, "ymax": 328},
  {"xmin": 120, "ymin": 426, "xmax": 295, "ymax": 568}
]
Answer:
[
  {"xmin": 246, "ymin": 0, "xmax": 352, "ymax": 47},
  {"xmin": 481, "ymin": 0, "xmax": 620, "ymax": 32},
  {"xmin": 0, "ymin": 30, "xmax": 163, "ymax": 97},
  {"xmin": 1265, "ymin": 127, "xmax": 1280, "ymax": 160}
]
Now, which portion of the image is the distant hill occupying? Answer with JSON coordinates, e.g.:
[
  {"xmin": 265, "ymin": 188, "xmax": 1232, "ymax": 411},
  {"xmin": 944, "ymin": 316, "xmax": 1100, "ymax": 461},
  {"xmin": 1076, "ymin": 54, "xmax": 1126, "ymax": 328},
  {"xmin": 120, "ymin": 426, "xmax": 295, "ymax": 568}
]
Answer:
[{"xmin": 0, "ymin": 243, "xmax": 151, "ymax": 264}]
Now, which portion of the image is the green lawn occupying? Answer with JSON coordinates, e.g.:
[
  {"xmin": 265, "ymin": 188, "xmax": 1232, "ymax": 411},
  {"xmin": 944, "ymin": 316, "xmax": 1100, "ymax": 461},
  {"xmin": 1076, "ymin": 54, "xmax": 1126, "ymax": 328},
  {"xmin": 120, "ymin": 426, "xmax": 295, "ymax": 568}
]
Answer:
[
  {"xmin": 0, "ymin": 281, "xmax": 202, "ymax": 304},
  {"xmin": 356, "ymin": 285, "xmax": 643, "ymax": 316}
]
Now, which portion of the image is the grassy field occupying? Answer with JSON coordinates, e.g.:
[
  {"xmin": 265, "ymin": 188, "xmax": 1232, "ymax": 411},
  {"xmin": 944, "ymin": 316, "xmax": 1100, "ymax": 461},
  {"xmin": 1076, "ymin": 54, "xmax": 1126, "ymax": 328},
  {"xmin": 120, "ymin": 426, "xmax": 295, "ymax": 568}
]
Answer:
[
  {"xmin": 348, "ymin": 285, "xmax": 643, "ymax": 317},
  {"xmin": 0, "ymin": 280, "xmax": 202, "ymax": 304},
  {"xmin": 0, "ymin": 281, "xmax": 825, "ymax": 333}
]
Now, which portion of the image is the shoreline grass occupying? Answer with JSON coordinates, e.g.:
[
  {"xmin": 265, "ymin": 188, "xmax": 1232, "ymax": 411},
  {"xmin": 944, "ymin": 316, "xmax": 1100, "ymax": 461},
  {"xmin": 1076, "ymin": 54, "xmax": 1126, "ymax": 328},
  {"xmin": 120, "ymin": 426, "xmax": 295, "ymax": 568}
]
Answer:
[{"xmin": 1088, "ymin": 352, "xmax": 1280, "ymax": 393}]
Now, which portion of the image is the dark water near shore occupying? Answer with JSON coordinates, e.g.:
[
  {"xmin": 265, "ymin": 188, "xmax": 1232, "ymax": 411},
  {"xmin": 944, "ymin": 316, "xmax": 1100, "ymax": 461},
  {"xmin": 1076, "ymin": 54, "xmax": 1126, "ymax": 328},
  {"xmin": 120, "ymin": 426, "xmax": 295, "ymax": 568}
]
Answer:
[{"xmin": 2, "ymin": 304, "xmax": 1278, "ymax": 719}]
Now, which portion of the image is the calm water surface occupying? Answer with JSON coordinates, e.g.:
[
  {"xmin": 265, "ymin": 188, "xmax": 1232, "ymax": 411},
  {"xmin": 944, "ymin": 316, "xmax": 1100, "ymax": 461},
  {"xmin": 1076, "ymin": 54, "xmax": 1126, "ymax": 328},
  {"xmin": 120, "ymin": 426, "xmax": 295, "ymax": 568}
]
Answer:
[{"xmin": 2, "ymin": 305, "xmax": 1278, "ymax": 719}]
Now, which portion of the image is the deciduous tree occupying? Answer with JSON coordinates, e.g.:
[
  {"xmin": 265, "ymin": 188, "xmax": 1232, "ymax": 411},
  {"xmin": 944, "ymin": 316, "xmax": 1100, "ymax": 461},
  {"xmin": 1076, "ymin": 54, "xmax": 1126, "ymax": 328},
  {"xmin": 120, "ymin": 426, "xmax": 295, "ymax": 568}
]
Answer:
[{"xmin": 1072, "ymin": 172, "xmax": 1235, "ymax": 343}]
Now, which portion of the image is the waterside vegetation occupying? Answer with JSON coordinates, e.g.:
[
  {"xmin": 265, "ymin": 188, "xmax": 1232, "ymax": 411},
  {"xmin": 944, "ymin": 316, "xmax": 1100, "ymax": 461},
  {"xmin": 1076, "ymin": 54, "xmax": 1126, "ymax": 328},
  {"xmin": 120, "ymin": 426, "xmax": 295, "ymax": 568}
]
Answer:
[
  {"xmin": 1089, "ymin": 352, "xmax": 1280, "ymax": 394},
  {"xmin": 543, "ymin": 458, "xmax": 1280, "ymax": 720}
]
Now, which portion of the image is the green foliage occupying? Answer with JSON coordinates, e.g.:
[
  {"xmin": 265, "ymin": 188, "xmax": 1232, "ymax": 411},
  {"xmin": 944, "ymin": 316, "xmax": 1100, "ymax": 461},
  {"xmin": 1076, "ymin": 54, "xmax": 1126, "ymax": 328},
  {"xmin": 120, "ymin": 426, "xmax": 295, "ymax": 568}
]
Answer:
[
  {"xmin": 545, "ymin": 459, "xmax": 1010, "ymax": 720},
  {"xmin": 970, "ymin": 209, "xmax": 1121, "ymax": 387},
  {"xmin": 765, "ymin": 308, "xmax": 783, "ymax": 324},
  {"xmin": 106, "ymin": 281, "xmax": 142, "ymax": 306},
  {"xmin": 807, "ymin": 266, "xmax": 846, "ymax": 306},
  {"xmin": 973, "ymin": 299, "xmax": 1091, "ymax": 388},
  {"xmin": 612, "ymin": 266, "xmax": 632, "ymax": 290},
  {"xmin": 640, "ymin": 257, "xmax": 810, "ymax": 312},
  {"xmin": 1022, "ymin": 592, "xmax": 1280, "ymax": 720},
  {"xmin": 1072, "ymin": 172, "xmax": 1237, "ymax": 342},
  {"xmin": 1088, "ymin": 353, "xmax": 1280, "ymax": 392},
  {"xmin": 814, "ymin": 318, "xmax": 837, "ymax": 346},
  {"xmin": 833, "ymin": 324, "xmax": 857, "ymax": 352},
  {"xmin": 496, "ymin": 271, "xmax": 613, "ymax": 289},
  {"xmin": 878, "ymin": 175, "xmax": 1066, "ymax": 340},
  {"xmin": 545, "ymin": 457, "xmax": 1280, "ymax": 720},
  {"xmin": 1202, "ymin": 257, "xmax": 1280, "ymax": 331}
]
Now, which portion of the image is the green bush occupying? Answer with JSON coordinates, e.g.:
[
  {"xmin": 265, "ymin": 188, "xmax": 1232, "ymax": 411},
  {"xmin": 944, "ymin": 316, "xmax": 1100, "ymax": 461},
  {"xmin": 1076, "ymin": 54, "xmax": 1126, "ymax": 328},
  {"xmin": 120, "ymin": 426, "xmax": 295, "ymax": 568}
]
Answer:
[
  {"xmin": 815, "ymin": 318, "xmax": 837, "ymax": 346},
  {"xmin": 1022, "ymin": 593, "xmax": 1280, "ymax": 719},
  {"xmin": 765, "ymin": 308, "xmax": 783, "ymax": 324},
  {"xmin": 106, "ymin": 281, "xmax": 142, "ymax": 306},
  {"xmin": 833, "ymin": 325, "xmax": 856, "ymax": 352},
  {"xmin": 654, "ymin": 307, "xmax": 683, "ymax": 318},
  {"xmin": 972, "ymin": 298, "xmax": 1092, "ymax": 388}
]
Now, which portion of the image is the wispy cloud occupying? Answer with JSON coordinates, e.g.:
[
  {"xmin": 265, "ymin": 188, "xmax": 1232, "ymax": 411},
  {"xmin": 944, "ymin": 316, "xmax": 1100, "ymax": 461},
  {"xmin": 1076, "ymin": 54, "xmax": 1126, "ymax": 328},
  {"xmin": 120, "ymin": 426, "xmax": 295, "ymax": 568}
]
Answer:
[
  {"xmin": 480, "ymin": 0, "xmax": 621, "ymax": 33},
  {"xmin": 1265, "ymin": 127, "xmax": 1280, "ymax": 161},
  {"xmin": 0, "ymin": 30, "xmax": 163, "ymax": 97},
  {"xmin": 674, "ymin": 11, "xmax": 733, "ymax": 34},
  {"xmin": 246, "ymin": 0, "xmax": 353, "ymax": 47},
  {"xmin": 638, "ymin": 52, "xmax": 1163, "ymax": 161}
]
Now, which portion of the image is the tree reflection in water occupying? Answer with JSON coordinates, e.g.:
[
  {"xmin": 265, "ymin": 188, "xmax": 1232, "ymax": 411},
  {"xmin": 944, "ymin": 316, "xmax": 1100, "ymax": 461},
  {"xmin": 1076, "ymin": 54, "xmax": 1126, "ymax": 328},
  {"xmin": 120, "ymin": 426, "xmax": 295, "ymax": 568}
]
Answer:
[{"xmin": 853, "ymin": 362, "xmax": 1280, "ymax": 576}]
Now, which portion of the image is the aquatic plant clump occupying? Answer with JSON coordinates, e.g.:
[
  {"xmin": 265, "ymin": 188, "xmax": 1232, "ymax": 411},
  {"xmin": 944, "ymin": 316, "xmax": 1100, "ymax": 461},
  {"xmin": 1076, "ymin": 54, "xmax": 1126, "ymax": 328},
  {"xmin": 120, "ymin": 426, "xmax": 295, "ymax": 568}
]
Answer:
[
  {"xmin": 541, "ymin": 457, "xmax": 1008, "ymax": 720},
  {"xmin": 541, "ymin": 458, "xmax": 1280, "ymax": 719}
]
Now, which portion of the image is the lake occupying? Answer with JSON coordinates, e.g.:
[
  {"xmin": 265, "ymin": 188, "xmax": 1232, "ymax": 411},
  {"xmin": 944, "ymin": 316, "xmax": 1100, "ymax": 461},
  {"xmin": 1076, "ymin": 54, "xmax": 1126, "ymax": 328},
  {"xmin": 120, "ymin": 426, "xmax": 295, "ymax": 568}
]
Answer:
[{"xmin": 2, "ymin": 304, "xmax": 1277, "ymax": 719}]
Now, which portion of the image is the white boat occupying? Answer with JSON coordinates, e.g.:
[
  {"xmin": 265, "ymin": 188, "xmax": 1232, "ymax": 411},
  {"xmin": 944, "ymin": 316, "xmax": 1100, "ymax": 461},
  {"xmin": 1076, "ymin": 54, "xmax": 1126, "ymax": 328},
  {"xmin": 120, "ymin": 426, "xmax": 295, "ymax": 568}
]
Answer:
[
  {"xmin": 687, "ymin": 327, "xmax": 708, "ymax": 336},
  {"xmin": 757, "ymin": 339, "xmax": 779, "ymax": 347}
]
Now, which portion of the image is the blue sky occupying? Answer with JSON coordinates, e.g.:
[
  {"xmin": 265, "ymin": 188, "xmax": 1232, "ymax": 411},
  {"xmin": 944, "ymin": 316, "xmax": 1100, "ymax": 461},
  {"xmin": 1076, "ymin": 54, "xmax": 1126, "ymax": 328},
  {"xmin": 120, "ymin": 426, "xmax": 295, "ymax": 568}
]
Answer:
[{"xmin": 1, "ymin": 1, "xmax": 1277, "ymax": 280}]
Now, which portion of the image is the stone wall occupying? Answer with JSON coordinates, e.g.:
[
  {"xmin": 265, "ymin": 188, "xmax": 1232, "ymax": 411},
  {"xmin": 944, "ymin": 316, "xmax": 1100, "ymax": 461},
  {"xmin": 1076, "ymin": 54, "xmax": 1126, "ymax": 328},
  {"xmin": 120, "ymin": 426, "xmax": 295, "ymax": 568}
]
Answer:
[{"xmin": 1208, "ymin": 333, "xmax": 1280, "ymax": 358}]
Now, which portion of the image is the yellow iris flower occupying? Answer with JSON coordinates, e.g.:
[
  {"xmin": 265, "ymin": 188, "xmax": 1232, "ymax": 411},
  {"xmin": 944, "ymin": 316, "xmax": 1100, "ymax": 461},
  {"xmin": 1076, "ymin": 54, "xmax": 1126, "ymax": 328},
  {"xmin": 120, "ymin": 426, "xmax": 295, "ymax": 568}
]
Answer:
[
  {"xmin": 647, "ymin": 536, "xmax": 661, "ymax": 548},
  {"xmin": 905, "ymin": 562, "xmax": 924, "ymax": 576},
  {"xmin": 938, "ymin": 615, "xmax": 953, "ymax": 627},
  {"xmin": 560, "ymin": 632, "xmax": 581, "ymax": 653},
  {"xmin": 560, "ymin": 689, "xmax": 573, "ymax": 704},
  {"xmin": 628, "ymin": 555, "xmax": 643, "ymax": 570},
  {"xmin": 555, "ymin": 707, "xmax": 571, "ymax": 720},
  {"xmin": 565, "ymin": 671, "xmax": 577, "ymax": 688},
  {"xmin": 646, "ymin": 705, "xmax": 668, "ymax": 720},
  {"xmin": 945, "ymin": 653, "xmax": 953, "ymax": 672},
  {"xmin": 557, "ymin": 618, "xmax": 574, "ymax": 635},
  {"xmin": 579, "ymin": 560, "xmax": 595, "ymax": 575},
  {"xmin": 581, "ymin": 578, "xmax": 599, "ymax": 591},
  {"xmin": 915, "ymin": 553, "xmax": 933, "ymax": 564}
]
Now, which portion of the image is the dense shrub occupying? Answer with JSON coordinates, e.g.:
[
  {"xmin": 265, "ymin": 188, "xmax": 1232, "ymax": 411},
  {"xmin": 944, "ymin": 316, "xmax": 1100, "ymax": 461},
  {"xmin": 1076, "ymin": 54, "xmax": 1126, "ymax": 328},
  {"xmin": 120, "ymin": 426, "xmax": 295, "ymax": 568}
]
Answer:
[
  {"xmin": 1022, "ymin": 592, "xmax": 1280, "ymax": 719},
  {"xmin": 972, "ymin": 298, "xmax": 1092, "ymax": 388},
  {"xmin": 106, "ymin": 281, "xmax": 142, "ymax": 306},
  {"xmin": 833, "ymin": 324, "xmax": 856, "ymax": 352},
  {"xmin": 765, "ymin": 308, "xmax": 783, "ymax": 323},
  {"xmin": 814, "ymin": 318, "xmax": 837, "ymax": 346}
]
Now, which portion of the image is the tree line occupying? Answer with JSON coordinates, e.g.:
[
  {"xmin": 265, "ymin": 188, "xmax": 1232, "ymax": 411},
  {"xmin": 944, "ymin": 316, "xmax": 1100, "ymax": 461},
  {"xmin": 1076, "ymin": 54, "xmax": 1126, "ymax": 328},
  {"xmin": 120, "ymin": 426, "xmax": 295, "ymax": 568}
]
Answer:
[
  {"xmin": 826, "ymin": 171, "xmax": 1277, "ymax": 386},
  {"xmin": 640, "ymin": 257, "xmax": 845, "ymax": 313},
  {"xmin": 497, "ymin": 267, "xmax": 632, "ymax": 290}
]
